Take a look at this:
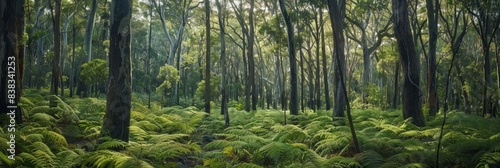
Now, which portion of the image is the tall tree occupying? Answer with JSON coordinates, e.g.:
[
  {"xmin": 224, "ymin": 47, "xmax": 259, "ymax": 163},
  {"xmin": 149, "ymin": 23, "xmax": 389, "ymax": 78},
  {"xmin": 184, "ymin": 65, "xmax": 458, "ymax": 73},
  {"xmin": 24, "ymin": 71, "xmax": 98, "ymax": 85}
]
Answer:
[
  {"xmin": 320, "ymin": 5, "xmax": 331, "ymax": 110},
  {"xmin": 0, "ymin": 0, "xmax": 25, "ymax": 123},
  {"xmin": 204, "ymin": 0, "xmax": 211, "ymax": 114},
  {"xmin": 392, "ymin": 0, "xmax": 426, "ymax": 127},
  {"xmin": 327, "ymin": 0, "xmax": 347, "ymax": 118},
  {"xmin": 49, "ymin": 0, "xmax": 62, "ymax": 96},
  {"xmin": 249, "ymin": 0, "xmax": 257, "ymax": 111},
  {"xmin": 345, "ymin": 0, "xmax": 392, "ymax": 104},
  {"xmin": 464, "ymin": 0, "xmax": 500, "ymax": 116},
  {"xmin": 84, "ymin": 0, "xmax": 97, "ymax": 62},
  {"xmin": 279, "ymin": 0, "xmax": 298, "ymax": 115},
  {"xmin": 216, "ymin": 0, "xmax": 229, "ymax": 126},
  {"xmin": 101, "ymin": 0, "xmax": 132, "ymax": 142},
  {"xmin": 425, "ymin": 0, "xmax": 439, "ymax": 116}
]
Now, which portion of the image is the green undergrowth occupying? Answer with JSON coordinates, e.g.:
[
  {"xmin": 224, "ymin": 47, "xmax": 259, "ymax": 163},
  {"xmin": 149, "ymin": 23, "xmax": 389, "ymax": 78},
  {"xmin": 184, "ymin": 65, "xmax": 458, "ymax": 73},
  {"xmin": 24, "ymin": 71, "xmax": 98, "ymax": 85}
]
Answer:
[{"xmin": 1, "ymin": 90, "xmax": 499, "ymax": 167}]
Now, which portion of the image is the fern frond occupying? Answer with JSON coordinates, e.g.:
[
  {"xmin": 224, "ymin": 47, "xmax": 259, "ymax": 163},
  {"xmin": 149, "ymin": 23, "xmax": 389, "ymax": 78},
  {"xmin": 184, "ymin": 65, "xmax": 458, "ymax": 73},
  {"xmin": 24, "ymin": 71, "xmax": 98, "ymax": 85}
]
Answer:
[
  {"xmin": 133, "ymin": 120, "xmax": 161, "ymax": 132},
  {"xmin": 315, "ymin": 133, "xmax": 352, "ymax": 156},
  {"xmin": 129, "ymin": 126, "xmax": 148, "ymax": 141},
  {"xmin": 55, "ymin": 150, "xmax": 79, "ymax": 168},
  {"xmin": 43, "ymin": 131, "xmax": 68, "ymax": 147},
  {"xmin": 204, "ymin": 140, "xmax": 249, "ymax": 150},
  {"xmin": 354, "ymin": 150, "xmax": 384, "ymax": 168},
  {"xmin": 148, "ymin": 134, "xmax": 189, "ymax": 143},
  {"xmin": 0, "ymin": 152, "xmax": 15, "ymax": 166},
  {"xmin": 97, "ymin": 139, "xmax": 128, "ymax": 150},
  {"xmin": 32, "ymin": 150, "xmax": 56, "ymax": 167},
  {"xmin": 30, "ymin": 113, "xmax": 57, "ymax": 126},
  {"xmin": 233, "ymin": 163, "xmax": 263, "ymax": 168},
  {"xmin": 322, "ymin": 156, "xmax": 361, "ymax": 168},
  {"xmin": 400, "ymin": 163, "xmax": 428, "ymax": 168},
  {"xmin": 476, "ymin": 152, "xmax": 500, "ymax": 167}
]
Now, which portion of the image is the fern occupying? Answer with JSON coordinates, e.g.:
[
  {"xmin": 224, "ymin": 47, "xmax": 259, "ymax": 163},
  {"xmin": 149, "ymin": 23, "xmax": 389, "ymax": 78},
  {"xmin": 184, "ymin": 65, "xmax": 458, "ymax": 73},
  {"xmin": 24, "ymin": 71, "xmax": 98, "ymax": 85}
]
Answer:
[
  {"xmin": 476, "ymin": 152, "xmax": 500, "ymax": 167},
  {"xmin": 43, "ymin": 130, "xmax": 68, "ymax": 147},
  {"xmin": 354, "ymin": 150, "xmax": 384, "ymax": 168},
  {"xmin": 314, "ymin": 132, "xmax": 352, "ymax": 156},
  {"xmin": 133, "ymin": 120, "xmax": 162, "ymax": 132},
  {"xmin": 30, "ymin": 113, "xmax": 57, "ymax": 126},
  {"xmin": 129, "ymin": 126, "xmax": 148, "ymax": 141},
  {"xmin": 77, "ymin": 150, "xmax": 153, "ymax": 168},
  {"xmin": 322, "ymin": 156, "xmax": 361, "ymax": 168},
  {"xmin": 148, "ymin": 134, "xmax": 189, "ymax": 143},
  {"xmin": 97, "ymin": 139, "xmax": 128, "ymax": 150},
  {"xmin": 54, "ymin": 150, "xmax": 80, "ymax": 168}
]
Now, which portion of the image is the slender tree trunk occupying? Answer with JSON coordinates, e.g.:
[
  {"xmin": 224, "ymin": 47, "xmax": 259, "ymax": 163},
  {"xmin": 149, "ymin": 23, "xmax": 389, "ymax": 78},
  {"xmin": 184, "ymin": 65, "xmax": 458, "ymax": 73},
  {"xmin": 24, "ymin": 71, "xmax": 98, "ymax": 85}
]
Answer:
[
  {"xmin": 216, "ymin": 0, "xmax": 229, "ymax": 127},
  {"xmin": 70, "ymin": 11, "xmax": 76, "ymax": 97},
  {"xmin": 50, "ymin": 0, "xmax": 62, "ymax": 96},
  {"xmin": 249, "ymin": 0, "xmax": 257, "ymax": 111},
  {"xmin": 84, "ymin": 0, "xmax": 97, "ymax": 62},
  {"xmin": 426, "ymin": 0, "xmax": 439, "ymax": 116},
  {"xmin": 315, "ymin": 14, "xmax": 321, "ymax": 110},
  {"xmin": 102, "ymin": 0, "xmax": 132, "ymax": 142},
  {"xmin": 320, "ymin": 9, "xmax": 331, "ymax": 110},
  {"xmin": 278, "ymin": 0, "xmax": 298, "ymax": 115},
  {"xmin": 204, "ymin": 0, "xmax": 211, "ymax": 114},
  {"xmin": 392, "ymin": 0, "xmax": 426, "ymax": 127},
  {"xmin": 147, "ymin": 0, "xmax": 153, "ymax": 108}
]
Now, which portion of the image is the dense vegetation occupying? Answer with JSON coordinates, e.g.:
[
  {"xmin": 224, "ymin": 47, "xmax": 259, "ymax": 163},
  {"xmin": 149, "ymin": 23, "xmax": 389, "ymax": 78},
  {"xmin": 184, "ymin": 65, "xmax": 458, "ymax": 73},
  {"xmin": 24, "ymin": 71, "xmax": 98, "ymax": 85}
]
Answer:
[
  {"xmin": 1, "ymin": 90, "xmax": 500, "ymax": 167},
  {"xmin": 1, "ymin": 0, "xmax": 500, "ymax": 167}
]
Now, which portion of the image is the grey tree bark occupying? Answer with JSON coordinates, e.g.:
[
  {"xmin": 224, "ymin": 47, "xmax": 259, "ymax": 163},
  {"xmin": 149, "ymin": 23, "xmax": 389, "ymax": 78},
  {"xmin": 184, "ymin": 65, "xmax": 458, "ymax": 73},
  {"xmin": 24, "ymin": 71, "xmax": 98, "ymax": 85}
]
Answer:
[
  {"xmin": 392, "ymin": 0, "xmax": 426, "ymax": 127},
  {"xmin": 101, "ymin": 0, "xmax": 132, "ymax": 142}
]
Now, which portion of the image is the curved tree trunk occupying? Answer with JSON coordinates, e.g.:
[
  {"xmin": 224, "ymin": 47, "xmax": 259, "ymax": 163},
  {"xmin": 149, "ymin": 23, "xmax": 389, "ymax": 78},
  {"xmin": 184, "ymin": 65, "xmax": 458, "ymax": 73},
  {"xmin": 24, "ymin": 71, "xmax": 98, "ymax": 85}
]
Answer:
[{"xmin": 392, "ymin": 0, "xmax": 425, "ymax": 127}]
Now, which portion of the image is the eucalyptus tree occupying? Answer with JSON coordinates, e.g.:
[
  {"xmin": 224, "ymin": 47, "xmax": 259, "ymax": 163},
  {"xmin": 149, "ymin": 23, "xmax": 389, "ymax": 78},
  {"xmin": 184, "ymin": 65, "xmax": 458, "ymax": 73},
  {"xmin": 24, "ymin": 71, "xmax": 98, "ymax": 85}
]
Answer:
[
  {"xmin": 204, "ymin": 0, "xmax": 211, "ymax": 114},
  {"xmin": 392, "ymin": 0, "xmax": 426, "ymax": 127},
  {"xmin": 439, "ymin": 0, "xmax": 468, "ymax": 113},
  {"xmin": 327, "ymin": 0, "xmax": 347, "ymax": 118},
  {"xmin": 463, "ymin": 0, "xmax": 500, "ymax": 116},
  {"xmin": 102, "ymin": 0, "xmax": 132, "ymax": 142},
  {"xmin": 84, "ymin": 0, "xmax": 97, "ymax": 62},
  {"xmin": 216, "ymin": 0, "xmax": 229, "ymax": 126},
  {"xmin": 278, "ymin": 0, "xmax": 298, "ymax": 115},
  {"xmin": 0, "ymin": 0, "xmax": 25, "ymax": 123},
  {"xmin": 49, "ymin": 0, "xmax": 62, "ymax": 96},
  {"xmin": 345, "ymin": 0, "xmax": 392, "ymax": 104},
  {"xmin": 425, "ymin": 0, "xmax": 439, "ymax": 116}
]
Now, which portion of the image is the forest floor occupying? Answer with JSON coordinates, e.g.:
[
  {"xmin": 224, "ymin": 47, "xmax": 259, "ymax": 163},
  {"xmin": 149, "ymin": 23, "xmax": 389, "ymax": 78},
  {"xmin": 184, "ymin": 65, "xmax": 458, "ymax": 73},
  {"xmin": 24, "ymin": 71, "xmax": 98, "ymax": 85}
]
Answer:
[{"xmin": 1, "ymin": 89, "xmax": 500, "ymax": 168}]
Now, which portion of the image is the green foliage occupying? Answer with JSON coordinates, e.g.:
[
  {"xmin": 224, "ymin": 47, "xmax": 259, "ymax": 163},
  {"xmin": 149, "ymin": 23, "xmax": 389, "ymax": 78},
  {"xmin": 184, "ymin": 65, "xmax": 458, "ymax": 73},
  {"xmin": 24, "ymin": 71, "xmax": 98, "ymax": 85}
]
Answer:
[
  {"xmin": 80, "ymin": 59, "xmax": 108, "ymax": 86},
  {"xmin": 156, "ymin": 64, "xmax": 180, "ymax": 93}
]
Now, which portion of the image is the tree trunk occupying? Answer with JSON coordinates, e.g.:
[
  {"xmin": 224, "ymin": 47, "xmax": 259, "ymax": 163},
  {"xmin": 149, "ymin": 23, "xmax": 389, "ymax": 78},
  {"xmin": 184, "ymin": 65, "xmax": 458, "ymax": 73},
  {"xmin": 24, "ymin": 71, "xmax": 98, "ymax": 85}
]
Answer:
[
  {"xmin": 216, "ymin": 0, "xmax": 229, "ymax": 127},
  {"xmin": 204, "ymin": 0, "xmax": 211, "ymax": 114},
  {"xmin": 315, "ymin": 14, "xmax": 321, "ymax": 111},
  {"xmin": 327, "ymin": 0, "xmax": 347, "ymax": 118},
  {"xmin": 249, "ymin": 0, "xmax": 257, "ymax": 111},
  {"xmin": 50, "ymin": 0, "xmax": 62, "ymax": 96},
  {"xmin": 84, "ymin": 0, "xmax": 97, "ymax": 62},
  {"xmin": 426, "ymin": 0, "xmax": 439, "ymax": 116},
  {"xmin": 278, "ymin": 0, "xmax": 298, "ymax": 115},
  {"xmin": 392, "ymin": 61, "xmax": 400, "ymax": 109},
  {"xmin": 0, "ymin": 0, "xmax": 25, "ymax": 123},
  {"xmin": 392, "ymin": 0, "xmax": 425, "ymax": 127},
  {"xmin": 320, "ymin": 9, "xmax": 331, "ymax": 110},
  {"xmin": 101, "ymin": 0, "xmax": 132, "ymax": 142}
]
